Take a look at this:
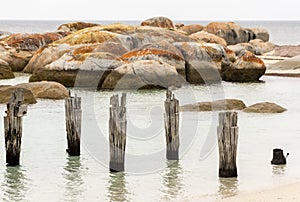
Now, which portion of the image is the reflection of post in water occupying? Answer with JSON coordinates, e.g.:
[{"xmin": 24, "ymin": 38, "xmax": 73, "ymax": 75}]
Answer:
[
  {"xmin": 218, "ymin": 177, "xmax": 239, "ymax": 198},
  {"xmin": 63, "ymin": 156, "xmax": 84, "ymax": 201},
  {"xmin": 2, "ymin": 166, "xmax": 29, "ymax": 201},
  {"xmin": 161, "ymin": 161, "xmax": 183, "ymax": 200},
  {"xmin": 272, "ymin": 165, "xmax": 286, "ymax": 176},
  {"xmin": 107, "ymin": 172, "xmax": 130, "ymax": 202}
]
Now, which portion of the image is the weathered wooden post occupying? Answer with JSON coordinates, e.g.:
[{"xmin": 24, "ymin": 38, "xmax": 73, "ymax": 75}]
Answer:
[
  {"xmin": 4, "ymin": 88, "xmax": 28, "ymax": 166},
  {"xmin": 217, "ymin": 111, "xmax": 239, "ymax": 178},
  {"xmin": 164, "ymin": 90, "xmax": 180, "ymax": 160},
  {"xmin": 65, "ymin": 93, "xmax": 82, "ymax": 156},
  {"xmin": 271, "ymin": 149, "xmax": 288, "ymax": 165},
  {"xmin": 109, "ymin": 93, "xmax": 127, "ymax": 172}
]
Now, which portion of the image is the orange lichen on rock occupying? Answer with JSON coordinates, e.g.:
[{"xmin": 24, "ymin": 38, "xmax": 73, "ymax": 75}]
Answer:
[
  {"xmin": 97, "ymin": 23, "xmax": 137, "ymax": 34},
  {"xmin": 72, "ymin": 44, "xmax": 99, "ymax": 55},
  {"xmin": 239, "ymin": 51, "xmax": 264, "ymax": 64},
  {"xmin": 141, "ymin": 17, "xmax": 175, "ymax": 29},
  {"xmin": 54, "ymin": 28, "xmax": 119, "ymax": 46},
  {"xmin": 178, "ymin": 24, "xmax": 204, "ymax": 35},
  {"xmin": 121, "ymin": 48, "xmax": 184, "ymax": 61},
  {"xmin": 1, "ymin": 32, "xmax": 68, "ymax": 51},
  {"xmin": 57, "ymin": 22, "xmax": 100, "ymax": 32}
]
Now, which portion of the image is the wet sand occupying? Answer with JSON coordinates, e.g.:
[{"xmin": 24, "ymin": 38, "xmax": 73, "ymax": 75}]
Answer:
[{"xmin": 218, "ymin": 182, "xmax": 300, "ymax": 202}]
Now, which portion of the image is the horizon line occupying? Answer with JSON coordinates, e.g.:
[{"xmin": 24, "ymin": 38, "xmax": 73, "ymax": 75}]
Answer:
[{"xmin": 0, "ymin": 18, "xmax": 299, "ymax": 22}]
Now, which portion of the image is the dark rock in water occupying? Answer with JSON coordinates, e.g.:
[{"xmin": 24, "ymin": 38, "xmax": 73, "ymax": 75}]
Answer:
[
  {"xmin": 221, "ymin": 50, "xmax": 266, "ymax": 82},
  {"xmin": 180, "ymin": 99, "xmax": 247, "ymax": 112},
  {"xmin": 178, "ymin": 24, "xmax": 204, "ymax": 35},
  {"xmin": 141, "ymin": 16, "xmax": 175, "ymax": 29},
  {"xmin": 271, "ymin": 149, "xmax": 287, "ymax": 165},
  {"xmin": 0, "ymin": 59, "xmax": 14, "ymax": 79},
  {"xmin": 190, "ymin": 31, "xmax": 227, "ymax": 47},
  {"xmin": 203, "ymin": 22, "xmax": 255, "ymax": 45},
  {"xmin": 0, "ymin": 86, "xmax": 36, "ymax": 104},
  {"xmin": 101, "ymin": 60, "xmax": 185, "ymax": 90},
  {"xmin": 243, "ymin": 102, "xmax": 287, "ymax": 113},
  {"xmin": 264, "ymin": 45, "xmax": 300, "ymax": 58},
  {"xmin": 57, "ymin": 21, "xmax": 100, "ymax": 32},
  {"xmin": 0, "ymin": 32, "xmax": 69, "ymax": 72}
]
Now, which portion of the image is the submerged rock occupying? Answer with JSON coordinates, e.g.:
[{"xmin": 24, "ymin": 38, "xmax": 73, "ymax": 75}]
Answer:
[
  {"xmin": 102, "ymin": 60, "xmax": 184, "ymax": 90},
  {"xmin": 0, "ymin": 86, "xmax": 36, "ymax": 104},
  {"xmin": 243, "ymin": 102, "xmax": 287, "ymax": 113},
  {"xmin": 268, "ymin": 55, "xmax": 300, "ymax": 70},
  {"xmin": 57, "ymin": 21, "xmax": 100, "ymax": 32},
  {"xmin": 141, "ymin": 16, "xmax": 175, "ymax": 29},
  {"xmin": 221, "ymin": 50, "xmax": 266, "ymax": 82},
  {"xmin": 180, "ymin": 99, "xmax": 247, "ymax": 112},
  {"xmin": 264, "ymin": 45, "xmax": 300, "ymax": 58}
]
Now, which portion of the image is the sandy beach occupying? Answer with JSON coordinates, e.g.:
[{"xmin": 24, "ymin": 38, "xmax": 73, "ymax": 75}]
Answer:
[{"xmin": 218, "ymin": 182, "xmax": 300, "ymax": 202}]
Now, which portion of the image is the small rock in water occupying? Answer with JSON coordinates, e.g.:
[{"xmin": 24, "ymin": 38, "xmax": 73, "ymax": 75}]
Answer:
[
  {"xmin": 243, "ymin": 102, "xmax": 287, "ymax": 113},
  {"xmin": 180, "ymin": 99, "xmax": 247, "ymax": 112}
]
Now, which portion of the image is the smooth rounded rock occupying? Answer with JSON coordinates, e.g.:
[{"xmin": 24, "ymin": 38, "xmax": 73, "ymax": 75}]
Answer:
[
  {"xmin": 141, "ymin": 17, "xmax": 175, "ymax": 29},
  {"xmin": 180, "ymin": 99, "xmax": 247, "ymax": 111},
  {"xmin": 221, "ymin": 50, "xmax": 266, "ymax": 82},
  {"xmin": 102, "ymin": 60, "xmax": 184, "ymax": 90},
  {"xmin": 0, "ymin": 86, "xmax": 36, "ymax": 104},
  {"xmin": 243, "ymin": 102, "xmax": 287, "ymax": 113},
  {"xmin": 190, "ymin": 31, "xmax": 227, "ymax": 47},
  {"xmin": 15, "ymin": 81, "xmax": 70, "ymax": 100}
]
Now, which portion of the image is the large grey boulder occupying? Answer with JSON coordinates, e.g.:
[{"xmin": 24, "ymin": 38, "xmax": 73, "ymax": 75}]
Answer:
[{"xmin": 102, "ymin": 60, "xmax": 184, "ymax": 90}]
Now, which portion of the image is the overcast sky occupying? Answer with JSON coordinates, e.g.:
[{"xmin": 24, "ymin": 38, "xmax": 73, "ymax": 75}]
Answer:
[{"xmin": 0, "ymin": 0, "xmax": 299, "ymax": 21}]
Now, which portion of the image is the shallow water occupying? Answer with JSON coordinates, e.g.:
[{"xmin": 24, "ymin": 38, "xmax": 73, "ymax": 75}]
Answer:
[{"xmin": 0, "ymin": 75, "xmax": 300, "ymax": 201}]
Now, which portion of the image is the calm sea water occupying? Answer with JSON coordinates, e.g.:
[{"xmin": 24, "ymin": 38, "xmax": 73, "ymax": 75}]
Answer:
[
  {"xmin": 0, "ymin": 20, "xmax": 300, "ymax": 202},
  {"xmin": 0, "ymin": 20, "xmax": 299, "ymax": 45},
  {"xmin": 0, "ymin": 75, "xmax": 300, "ymax": 201}
]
